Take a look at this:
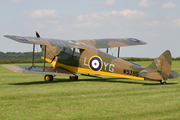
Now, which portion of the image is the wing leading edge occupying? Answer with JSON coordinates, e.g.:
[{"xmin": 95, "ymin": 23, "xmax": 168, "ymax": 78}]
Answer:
[
  {"xmin": 4, "ymin": 35, "xmax": 82, "ymax": 49},
  {"xmin": 4, "ymin": 35, "xmax": 147, "ymax": 49},
  {"xmin": 78, "ymin": 38, "xmax": 147, "ymax": 49}
]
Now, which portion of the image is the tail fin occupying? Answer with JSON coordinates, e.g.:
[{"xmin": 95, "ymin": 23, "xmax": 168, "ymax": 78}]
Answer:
[{"xmin": 140, "ymin": 50, "xmax": 172, "ymax": 80}]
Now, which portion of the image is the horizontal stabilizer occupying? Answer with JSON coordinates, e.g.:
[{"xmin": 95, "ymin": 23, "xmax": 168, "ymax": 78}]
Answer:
[
  {"xmin": 2, "ymin": 65, "xmax": 76, "ymax": 76},
  {"xmin": 140, "ymin": 70, "xmax": 163, "ymax": 80},
  {"xmin": 169, "ymin": 70, "xmax": 179, "ymax": 79}
]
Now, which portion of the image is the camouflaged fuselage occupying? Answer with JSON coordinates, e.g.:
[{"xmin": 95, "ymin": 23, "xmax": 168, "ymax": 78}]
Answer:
[{"xmin": 44, "ymin": 44, "xmax": 146, "ymax": 80}]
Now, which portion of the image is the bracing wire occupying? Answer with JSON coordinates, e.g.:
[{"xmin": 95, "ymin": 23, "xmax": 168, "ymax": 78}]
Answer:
[{"xmin": 109, "ymin": 47, "xmax": 117, "ymax": 56}]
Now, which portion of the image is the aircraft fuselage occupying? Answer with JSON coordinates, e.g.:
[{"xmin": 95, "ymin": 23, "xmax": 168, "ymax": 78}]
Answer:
[{"xmin": 51, "ymin": 46, "xmax": 145, "ymax": 80}]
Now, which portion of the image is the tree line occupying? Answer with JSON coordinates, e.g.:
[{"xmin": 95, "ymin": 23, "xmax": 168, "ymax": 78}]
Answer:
[
  {"xmin": 0, "ymin": 51, "xmax": 180, "ymax": 64},
  {"xmin": 0, "ymin": 51, "xmax": 43, "ymax": 64},
  {"xmin": 0, "ymin": 51, "xmax": 42, "ymax": 60},
  {"xmin": 121, "ymin": 57, "xmax": 180, "ymax": 61}
]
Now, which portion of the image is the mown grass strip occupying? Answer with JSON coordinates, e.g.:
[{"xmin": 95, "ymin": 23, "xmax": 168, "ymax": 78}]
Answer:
[{"xmin": 0, "ymin": 61, "xmax": 180, "ymax": 120}]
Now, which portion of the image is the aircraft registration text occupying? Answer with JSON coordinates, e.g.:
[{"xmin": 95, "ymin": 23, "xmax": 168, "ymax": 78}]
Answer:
[{"xmin": 123, "ymin": 69, "xmax": 139, "ymax": 77}]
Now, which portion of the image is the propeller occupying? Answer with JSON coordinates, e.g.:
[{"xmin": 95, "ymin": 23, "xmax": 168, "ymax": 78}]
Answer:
[
  {"xmin": 36, "ymin": 31, "xmax": 40, "ymax": 38},
  {"xmin": 36, "ymin": 31, "xmax": 42, "ymax": 48},
  {"xmin": 35, "ymin": 31, "xmax": 46, "ymax": 71},
  {"xmin": 32, "ymin": 31, "xmax": 40, "ymax": 67}
]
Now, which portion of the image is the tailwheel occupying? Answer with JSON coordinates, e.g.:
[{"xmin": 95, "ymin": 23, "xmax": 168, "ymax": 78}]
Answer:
[
  {"xmin": 162, "ymin": 82, "xmax": 167, "ymax": 85},
  {"xmin": 69, "ymin": 76, "xmax": 78, "ymax": 80},
  {"xmin": 44, "ymin": 75, "xmax": 53, "ymax": 81}
]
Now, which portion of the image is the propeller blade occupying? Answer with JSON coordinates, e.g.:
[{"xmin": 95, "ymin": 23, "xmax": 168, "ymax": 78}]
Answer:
[{"xmin": 36, "ymin": 31, "xmax": 40, "ymax": 38}]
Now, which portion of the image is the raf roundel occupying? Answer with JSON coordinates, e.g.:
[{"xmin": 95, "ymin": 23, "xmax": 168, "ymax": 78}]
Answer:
[
  {"xmin": 88, "ymin": 56, "xmax": 103, "ymax": 71},
  {"xmin": 128, "ymin": 38, "xmax": 140, "ymax": 43},
  {"xmin": 11, "ymin": 36, "xmax": 28, "ymax": 42}
]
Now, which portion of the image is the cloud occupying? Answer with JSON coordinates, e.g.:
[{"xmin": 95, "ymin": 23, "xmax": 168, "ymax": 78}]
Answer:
[
  {"xmin": 159, "ymin": 2, "xmax": 176, "ymax": 9},
  {"xmin": 33, "ymin": 22, "xmax": 46, "ymax": 28},
  {"xmin": 118, "ymin": 9, "xmax": 146, "ymax": 17},
  {"xmin": 98, "ymin": 0, "xmax": 116, "ymax": 6},
  {"xmin": 20, "ymin": 11, "xmax": 27, "ymax": 16},
  {"xmin": 144, "ymin": 19, "xmax": 180, "ymax": 29},
  {"xmin": 76, "ymin": 10, "xmax": 148, "ymax": 22},
  {"xmin": 165, "ymin": 15, "xmax": 180, "ymax": 20},
  {"xmin": 143, "ymin": 21, "xmax": 161, "ymax": 28},
  {"xmin": 171, "ymin": 19, "xmax": 180, "ymax": 28},
  {"xmin": 21, "ymin": 9, "xmax": 59, "ymax": 18},
  {"xmin": 49, "ymin": 25, "xmax": 65, "ymax": 34},
  {"xmin": 24, "ymin": 22, "xmax": 46, "ymax": 29},
  {"xmin": 54, "ymin": 25, "xmax": 64, "ymax": 32},
  {"xmin": 138, "ymin": 0, "xmax": 151, "ymax": 8},
  {"xmin": 51, "ymin": 25, "xmax": 64, "ymax": 33},
  {"xmin": 73, "ymin": 10, "xmax": 149, "ymax": 28},
  {"xmin": 73, "ymin": 22, "xmax": 101, "ymax": 29},
  {"xmin": 12, "ymin": 0, "xmax": 26, "ymax": 3},
  {"xmin": 46, "ymin": 20, "xmax": 59, "ymax": 24}
]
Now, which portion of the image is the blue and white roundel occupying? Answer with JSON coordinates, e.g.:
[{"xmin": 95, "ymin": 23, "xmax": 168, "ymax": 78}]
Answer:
[{"xmin": 88, "ymin": 56, "xmax": 103, "ymax": 71}]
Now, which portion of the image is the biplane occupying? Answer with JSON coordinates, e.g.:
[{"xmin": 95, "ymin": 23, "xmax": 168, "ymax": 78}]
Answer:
[{"xmin": 2, "ymin": 32, "xmax": 179, "ymax": 84}]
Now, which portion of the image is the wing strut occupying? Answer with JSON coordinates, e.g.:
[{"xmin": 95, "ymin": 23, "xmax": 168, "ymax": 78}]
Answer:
[
  {"xmin": 117, "ymin": 47, "xmax": 120, "ymax": 58},
  {"xmin": 34, "ymin": 31, "xmax": 40, "ymax": 67},
  {"xmin": 35, "ymin": 31, "xmax": 46, "ymax": 72},
  {"xmin": 32, "ymin": 44, "xmax": 35, "ymax": 66},
  {"xmin": 43, "ymin": 45, "xmax": 46, "ymax": 72},
  {"xmin": 27, "ymin": 43, "xmax": 36, "ymax": 70}
]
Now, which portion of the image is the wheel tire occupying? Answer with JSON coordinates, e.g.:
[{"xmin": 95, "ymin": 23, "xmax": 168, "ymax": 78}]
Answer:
[
  {"xmin": 75, "ymin": 76, "xmax": 78, "ymax": 80},
  {"xmin": 69, "ymin": 76, "xmax": 78, "ymax": 80},
  {"xmin": 44, "ymin": 75, "xmax": 53, "ymax": 81},
  {"xmin": 163, "ymin": 82, "xmax": 167, "ymax": 85},
  {"xmin": 69, "ymin": 76, "xmax": 73, "ymax": 80}
]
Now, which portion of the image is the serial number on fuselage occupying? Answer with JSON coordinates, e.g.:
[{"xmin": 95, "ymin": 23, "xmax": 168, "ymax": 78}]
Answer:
[{"xmin": 123, "ymin": 69, "xmax": 139, "ymax": 77}]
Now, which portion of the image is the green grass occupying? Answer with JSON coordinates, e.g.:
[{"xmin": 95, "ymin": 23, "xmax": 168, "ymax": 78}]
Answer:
[{"xmin": 0, "ymin": 61, "xmax": 180, "ymax": 120}]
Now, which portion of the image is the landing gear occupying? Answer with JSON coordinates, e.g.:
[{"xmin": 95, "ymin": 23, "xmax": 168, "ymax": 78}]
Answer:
[
  {"xmin": 69, "ymin": 76, "xmax": 78, "ymax": 80},
  {"xmin": 160, "ymin": 80, "xmax": 167, "ymax": 85},
  {"xmin": 162, "ymin": 82, "xmax": 167, "ymax": 85},
  {"xmin": 44, "ymin": 75, "xmax": 53, "ymax": 81}
]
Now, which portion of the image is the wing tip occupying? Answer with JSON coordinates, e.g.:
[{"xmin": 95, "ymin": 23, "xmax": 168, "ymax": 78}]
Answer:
[
  {"xmin": 127, "ymin": 38, "xmax": 147, "ymax": 44},
  {"xmin": 3, "ymin": 35, "xmax": 9, "ymax": 37}
]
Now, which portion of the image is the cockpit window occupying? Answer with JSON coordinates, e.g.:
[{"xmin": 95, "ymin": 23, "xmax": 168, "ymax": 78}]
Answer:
[
  {"xmin": 58, "ymin": 47, "xmax": 81, "ymax": 59},
  {"xmin": 73, "ymin": 48, "xmax": 80, "ymax": 57},
  {"xmin": 64, "ymin": 48, "xmax": 73, "ymax": 55}
]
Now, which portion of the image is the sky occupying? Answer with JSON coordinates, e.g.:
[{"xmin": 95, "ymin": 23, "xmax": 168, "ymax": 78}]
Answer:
[{"xmin": 0, "ymin": 0, "xmax": 180, "ymax": 58}]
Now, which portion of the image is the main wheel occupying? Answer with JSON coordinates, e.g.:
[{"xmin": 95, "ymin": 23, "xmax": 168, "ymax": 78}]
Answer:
[
  {"xmin": 69, "ymin": 76, "xmax": 78, "ymax": 80},
  {"xmin": 44, "ymin": 75, "xmax": 53, "ymax": 81}
]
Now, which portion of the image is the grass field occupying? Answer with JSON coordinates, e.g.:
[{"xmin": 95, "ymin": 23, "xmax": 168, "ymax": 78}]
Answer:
[{"xmin": 0, "ymin": 61, "xmax": 180, "ymax": 120}]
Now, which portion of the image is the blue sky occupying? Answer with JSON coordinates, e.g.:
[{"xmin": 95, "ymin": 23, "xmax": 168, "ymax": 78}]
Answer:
[{"xmin": 0, "ymin": 0, "xmax": 180, "ymax": 58}]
